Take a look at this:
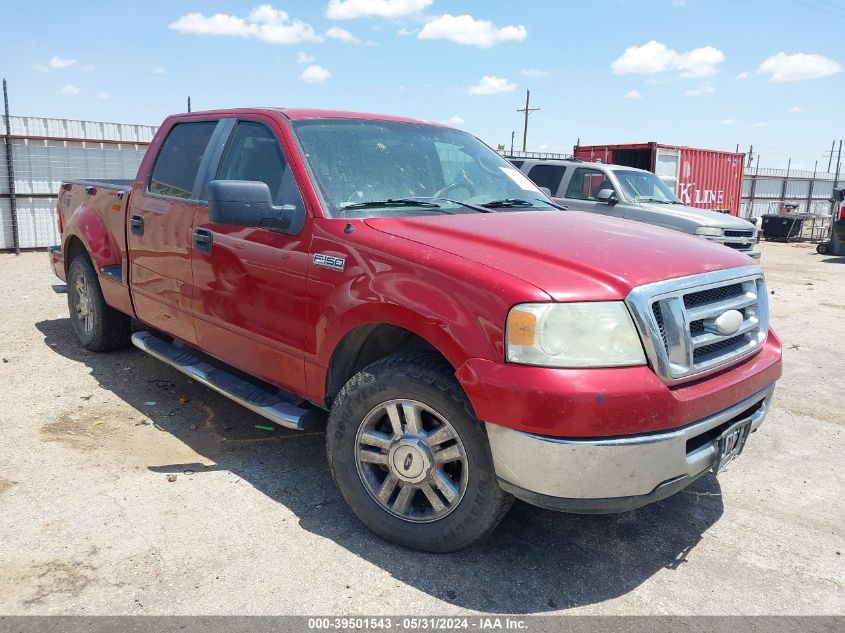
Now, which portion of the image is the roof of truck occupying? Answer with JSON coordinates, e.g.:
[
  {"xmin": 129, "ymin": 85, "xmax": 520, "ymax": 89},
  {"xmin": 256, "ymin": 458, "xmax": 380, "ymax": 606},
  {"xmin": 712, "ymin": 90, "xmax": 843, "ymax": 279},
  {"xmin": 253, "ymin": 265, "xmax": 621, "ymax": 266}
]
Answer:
[{"xmin": 175, "ymin": 107, "xmax": 442, "ymax": 126}]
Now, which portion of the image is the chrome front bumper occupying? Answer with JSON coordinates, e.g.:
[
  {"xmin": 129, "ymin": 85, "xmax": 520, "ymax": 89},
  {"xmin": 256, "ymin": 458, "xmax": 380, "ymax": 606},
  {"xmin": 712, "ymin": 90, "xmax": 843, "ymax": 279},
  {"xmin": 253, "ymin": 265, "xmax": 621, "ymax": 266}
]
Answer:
[{"xmin": 486, "ymin": 384, "xmax": 775, "ymax": 513}]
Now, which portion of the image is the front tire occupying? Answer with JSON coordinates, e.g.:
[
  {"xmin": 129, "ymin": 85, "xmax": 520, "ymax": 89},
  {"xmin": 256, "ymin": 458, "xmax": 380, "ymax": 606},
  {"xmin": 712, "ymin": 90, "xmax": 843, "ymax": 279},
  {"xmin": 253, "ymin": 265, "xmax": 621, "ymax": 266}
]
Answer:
[
  {"xmin": 326, "ymin": 352, "xmax": 513, "ymax": 552},
  {"xmin": 67, "ymin": 254, "xmax": 131, "ymax": 352},
  {"xmin": 816, "ymin": 242, "xmax": 829, "ymax": 255}
]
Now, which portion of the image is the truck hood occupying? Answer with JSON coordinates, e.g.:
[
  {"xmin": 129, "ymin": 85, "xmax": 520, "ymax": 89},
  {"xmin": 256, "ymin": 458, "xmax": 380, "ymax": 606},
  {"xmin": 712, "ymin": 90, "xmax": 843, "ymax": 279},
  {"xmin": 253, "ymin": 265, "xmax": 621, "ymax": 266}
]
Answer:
[
  {"xmin": 364, "ymin": 211, "xmax": 754, "ymax": 302},
  {"xmin": 636, "ymin": 201, "xmax": 756, "ymax": 230}
]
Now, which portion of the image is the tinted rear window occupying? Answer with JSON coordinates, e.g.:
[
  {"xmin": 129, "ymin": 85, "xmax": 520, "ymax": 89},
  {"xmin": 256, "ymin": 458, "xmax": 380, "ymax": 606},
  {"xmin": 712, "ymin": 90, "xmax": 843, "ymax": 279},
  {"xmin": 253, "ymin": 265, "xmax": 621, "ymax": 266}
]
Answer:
[
  {"xmin": 527, "ymin": 164, "xmax": 567, "ymax": 195},
  {"xmin": 149, "ymin": 121, "xmax": 217, "ymax": 199}
]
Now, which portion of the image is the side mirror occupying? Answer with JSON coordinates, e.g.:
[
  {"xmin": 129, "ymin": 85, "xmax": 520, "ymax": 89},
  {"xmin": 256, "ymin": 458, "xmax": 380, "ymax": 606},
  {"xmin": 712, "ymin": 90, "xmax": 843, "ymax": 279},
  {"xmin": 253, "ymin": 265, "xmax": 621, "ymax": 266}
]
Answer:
[
  {"xmin": 208, "ymin": 180, "xmax": 297, "ymax": 231},
  {"xmin": 538, "ymin": 186, "xmax": 552, "ymax": 198},
  {"xmin": 596, "ymin": 188, "xmax": 618, "ymax": 204}
]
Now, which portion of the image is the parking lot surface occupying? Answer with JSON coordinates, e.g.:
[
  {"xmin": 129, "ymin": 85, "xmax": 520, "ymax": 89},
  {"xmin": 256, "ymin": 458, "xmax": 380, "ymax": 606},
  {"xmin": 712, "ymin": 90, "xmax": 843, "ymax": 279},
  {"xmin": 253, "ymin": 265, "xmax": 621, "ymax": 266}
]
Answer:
[{"xmin": 0, "ymin": 242, "xmax": 842, "ymax": 615}]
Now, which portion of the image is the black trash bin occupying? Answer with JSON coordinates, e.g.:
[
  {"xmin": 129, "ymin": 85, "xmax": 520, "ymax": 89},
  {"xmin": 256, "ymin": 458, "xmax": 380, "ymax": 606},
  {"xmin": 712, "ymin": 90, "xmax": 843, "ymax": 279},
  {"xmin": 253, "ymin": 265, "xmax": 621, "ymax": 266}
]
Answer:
[{"xmin": 761, "ymin": 214, "xmax": 804, "ymax": 242}]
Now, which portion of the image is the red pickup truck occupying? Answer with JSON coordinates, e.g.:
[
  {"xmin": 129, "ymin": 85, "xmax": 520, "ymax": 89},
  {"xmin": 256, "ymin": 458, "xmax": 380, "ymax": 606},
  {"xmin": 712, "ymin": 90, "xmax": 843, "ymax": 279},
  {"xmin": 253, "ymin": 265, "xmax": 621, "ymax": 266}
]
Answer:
[{"xmin": 48, "ymin": 108, "xmax": 782, "ymax": 552}]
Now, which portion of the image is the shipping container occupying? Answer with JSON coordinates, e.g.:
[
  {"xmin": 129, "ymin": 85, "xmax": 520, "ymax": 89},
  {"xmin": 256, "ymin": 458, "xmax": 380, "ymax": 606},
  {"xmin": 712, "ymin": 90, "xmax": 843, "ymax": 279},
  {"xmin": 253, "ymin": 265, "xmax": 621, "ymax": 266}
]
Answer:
[
  {"xmin": 1, "ymin": 116, "xmax": 156, "ymax": 250},
  {"xmin": 573, "ymin": 142, "xmax": 745, "ymax": 216}
]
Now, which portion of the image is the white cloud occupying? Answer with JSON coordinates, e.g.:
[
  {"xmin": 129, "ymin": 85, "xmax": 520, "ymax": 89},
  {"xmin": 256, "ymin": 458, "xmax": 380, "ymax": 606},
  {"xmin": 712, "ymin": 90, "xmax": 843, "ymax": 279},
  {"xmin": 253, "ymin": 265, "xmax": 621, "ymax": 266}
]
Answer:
[
  {"xmin": 440, "ymin": 115, "xmax": 465, "ymax": 126},
  {"xmin": 60, "ymin": 84, "xmax": 80, "ymax": 96},
  {"xmin": 300, "ymin": 64, "xmax": 331, "ymax": 83},
  {"xmin": 419, "ymin": 14, "xmax": 527, "ymax": 48},
  {"xmin": 612, "ymin": 40, "xmax": 724, "ymax": 78},
  {"xmin": 720, "ymin": 119, "xmax": 736, "ymax": 125},
  {"xmin": 684, "ymin": 81, "xmax": 715, "ymax": 96},
  {"xmin": 758, "ymin": 52, "xmax": 841, "ymax": 82},
  {"xmin": 751, "ymin": 121, "xmax": 768, "ymax": 128},
  {"xmin": 296, "ymin": 51, "xmax": 316, "ymax": 63},
  {"xmin": 520, "ymin": 68, "xmax": 549, "ymax": 78},
  {"xmin": 326, "ymin": 0, "xmax": 432, "ymax": 19},
  {"xmin": 96, "ymin": 91, "xmax": 110, "ymax": 100},
  {"xmin": 625, "ymin": 89, "xmax": 643, "ymax": 99},
  {"xmin": 325, "ymin": 26, "xmax": 360, "ymax": 43},
  {"xmin": 736, "ymin": 70, "xmax": 752, "ymax": 81},
  {"xmin": 788, "ymin": 105, "xmax": 802, "ymax": 112},
  {"xmin": 152, "ymin": 66, "xmax": 167, "ymax": 75},
  {"xmin": 170, "ymin": 5, "xmax": 321, "ymax": 44},
  {"xmin": 468, "ymin": 75, "xmax": 516, "ymax": 95},
  {"xmin": 33, "ymin": 56, "xmax": 78, "ymax": 72},
  {"xmin": 397, "ymin": 26, "xmax": 418, "ymax": 36},
  {"xmin": 49, "ymin": 56, "xmax": 77, "ymax": 69}
]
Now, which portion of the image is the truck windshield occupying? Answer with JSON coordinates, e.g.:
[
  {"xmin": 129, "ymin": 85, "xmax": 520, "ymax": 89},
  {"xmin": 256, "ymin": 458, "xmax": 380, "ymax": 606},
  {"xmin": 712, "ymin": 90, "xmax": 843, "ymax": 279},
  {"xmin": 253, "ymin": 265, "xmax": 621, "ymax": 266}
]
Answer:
[
  {"xmin": 290, "ymin": 119, "xmax": 557, "ymax": 218},
  {"xmin": 615, "ymin": 170, "xmax": 682, "ymax": 204}
]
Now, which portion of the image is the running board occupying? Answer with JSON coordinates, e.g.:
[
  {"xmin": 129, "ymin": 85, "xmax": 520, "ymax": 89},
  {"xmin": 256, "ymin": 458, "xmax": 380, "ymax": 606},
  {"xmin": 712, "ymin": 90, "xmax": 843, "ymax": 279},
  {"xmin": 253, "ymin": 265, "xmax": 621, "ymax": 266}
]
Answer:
[{"xmin": 131, "ymin": 331, "xmax": 317, "ymax": 431}]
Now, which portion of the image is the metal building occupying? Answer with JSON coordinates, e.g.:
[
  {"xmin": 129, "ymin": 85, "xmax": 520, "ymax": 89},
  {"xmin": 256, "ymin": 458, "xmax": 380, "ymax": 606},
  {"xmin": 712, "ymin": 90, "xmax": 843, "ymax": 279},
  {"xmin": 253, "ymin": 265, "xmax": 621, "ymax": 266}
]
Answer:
[{"xmin": 1, "ymin": 115, "xmax": 157, "ymax": 250}]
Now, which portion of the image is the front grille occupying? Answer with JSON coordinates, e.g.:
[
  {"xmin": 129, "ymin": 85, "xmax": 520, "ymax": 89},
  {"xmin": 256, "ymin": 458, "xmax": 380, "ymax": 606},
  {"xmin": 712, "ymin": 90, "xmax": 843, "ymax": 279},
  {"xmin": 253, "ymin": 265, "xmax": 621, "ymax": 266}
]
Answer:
[
  {"xmin": 724, "ymin": 229, "xmax": 755, "ymax": 238},
  {"xmin": 693, "ymin": 334, "xmax": 745, "ymax": 361},
  {"xmin": 684, "ymin": 283, "xmax": 744, "ymax": 309},
  {"xmin": 724, "ymin": 241, "xmax": 753, "ymax": 250},
  {"xmin": 626, "ymin": 266, "xmax": 769, "ymax": 383}
]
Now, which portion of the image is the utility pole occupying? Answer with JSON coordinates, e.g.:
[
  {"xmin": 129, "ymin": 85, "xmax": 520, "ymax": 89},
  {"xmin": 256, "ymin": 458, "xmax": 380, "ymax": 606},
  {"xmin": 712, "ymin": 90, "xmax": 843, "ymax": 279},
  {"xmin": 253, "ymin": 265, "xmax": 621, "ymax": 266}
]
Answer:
[
  {"xmin": 826, "ymin": 139, "xmax": 835, "ymax": 173},
  {"xmin": 510, "ymin": 130, "xmax": 515, "ymax": 155},
  {"xmin": 3, "ymin": 78, "xmax": 20, "ymax": 255},
  {"xmin": 187, "ymin": 96, "xmax": 192, "ymax": 113},
  {"xmin": 516, "ymin": 90, "xmax": 539, "ymax": 152},
  {"xmin": 834, "ymin": 140, "xmax": 842, "ymax": 187}
]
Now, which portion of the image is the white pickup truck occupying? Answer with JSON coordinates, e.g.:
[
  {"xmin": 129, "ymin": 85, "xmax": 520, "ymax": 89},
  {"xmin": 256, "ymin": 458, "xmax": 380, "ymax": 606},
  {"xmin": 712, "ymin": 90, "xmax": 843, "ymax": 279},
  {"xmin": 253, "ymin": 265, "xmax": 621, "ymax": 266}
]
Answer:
[{"xmin": 512, "ymin": 158, "xmax": 760, "ymax": 259}]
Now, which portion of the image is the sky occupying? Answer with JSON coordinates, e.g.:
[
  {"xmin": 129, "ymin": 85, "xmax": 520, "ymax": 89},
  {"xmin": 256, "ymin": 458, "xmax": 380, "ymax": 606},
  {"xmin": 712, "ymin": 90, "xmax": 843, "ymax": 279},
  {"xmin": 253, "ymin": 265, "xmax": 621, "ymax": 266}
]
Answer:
[{"xmin": 3, "ymin": 0, "xmax": 843, "ymax": 171}]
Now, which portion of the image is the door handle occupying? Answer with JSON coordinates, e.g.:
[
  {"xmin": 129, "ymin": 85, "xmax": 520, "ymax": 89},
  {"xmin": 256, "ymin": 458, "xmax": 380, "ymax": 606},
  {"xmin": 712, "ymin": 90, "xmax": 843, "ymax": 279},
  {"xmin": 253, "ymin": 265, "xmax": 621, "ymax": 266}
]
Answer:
[
  {"xmin": 130, "ymin": 215, "xmax": 144, "ymax": 236},
  {"xmin": 193, "ymin": 227, "xmax": 213, "ymax": 254}
]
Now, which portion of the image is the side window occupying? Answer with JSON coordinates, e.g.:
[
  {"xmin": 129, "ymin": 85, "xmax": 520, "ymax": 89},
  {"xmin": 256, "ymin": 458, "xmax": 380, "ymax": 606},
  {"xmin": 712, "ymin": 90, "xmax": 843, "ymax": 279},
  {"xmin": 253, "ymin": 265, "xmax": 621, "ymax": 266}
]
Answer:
[
  {"xmin": 509, "ymin": 160, "xmax": 524, "ymax": 169},
  {"xmin": 216, "ymin": 121, "xmax": 303, "ymax": 208},
  {"xmin": 565, "ymin": 168, "xmax": 613, "ymax": 200},
  {"xmin": 527, "ymin": 164, "xmax": 567, "ymax": 195},
  {"xmin": 149, "ymin": 121, "xmax": 217, "ymax": 199}
]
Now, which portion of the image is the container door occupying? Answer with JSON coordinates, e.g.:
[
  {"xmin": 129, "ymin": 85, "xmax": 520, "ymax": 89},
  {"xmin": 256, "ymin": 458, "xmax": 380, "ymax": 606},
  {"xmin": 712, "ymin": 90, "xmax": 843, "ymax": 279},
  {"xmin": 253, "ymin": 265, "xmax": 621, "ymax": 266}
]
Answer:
[
  {"xmin": 654, "ymin": 148, "xmax": 680, "ymax": 195},
  {"xmin": 127, "ymin": 120, "xmax": 220, "ymax": 345}
]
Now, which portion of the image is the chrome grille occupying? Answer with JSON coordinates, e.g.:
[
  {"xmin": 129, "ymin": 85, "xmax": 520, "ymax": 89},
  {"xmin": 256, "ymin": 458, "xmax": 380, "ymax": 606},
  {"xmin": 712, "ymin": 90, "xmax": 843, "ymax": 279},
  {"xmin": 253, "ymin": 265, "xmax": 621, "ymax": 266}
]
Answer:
[{"xmin": 626, "ymin": 265, "xmax": 769, "ymax": 384}]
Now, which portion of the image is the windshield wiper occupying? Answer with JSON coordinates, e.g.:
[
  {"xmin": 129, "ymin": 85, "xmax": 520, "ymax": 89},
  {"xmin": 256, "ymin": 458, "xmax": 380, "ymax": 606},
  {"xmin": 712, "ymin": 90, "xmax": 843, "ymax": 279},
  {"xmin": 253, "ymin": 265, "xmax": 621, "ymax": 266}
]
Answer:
[
  {"xmin": 481, "ymin": 198, "xmax": 536, "ymax": 209},
  {"xmin": 339, "ymin": 198, "xmax": 445, "ymax": 212},
  {"xmin": 480, "ymin": 197, "xmax": 568, "ymax": 211}
]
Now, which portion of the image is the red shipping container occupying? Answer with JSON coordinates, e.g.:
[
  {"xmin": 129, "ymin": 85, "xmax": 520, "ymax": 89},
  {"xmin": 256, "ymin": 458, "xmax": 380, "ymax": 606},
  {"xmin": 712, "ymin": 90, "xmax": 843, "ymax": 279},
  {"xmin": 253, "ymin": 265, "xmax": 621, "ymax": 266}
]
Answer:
[{"xmin": 573, "ymin": 142, "xmax": 745, "ymax": 216}]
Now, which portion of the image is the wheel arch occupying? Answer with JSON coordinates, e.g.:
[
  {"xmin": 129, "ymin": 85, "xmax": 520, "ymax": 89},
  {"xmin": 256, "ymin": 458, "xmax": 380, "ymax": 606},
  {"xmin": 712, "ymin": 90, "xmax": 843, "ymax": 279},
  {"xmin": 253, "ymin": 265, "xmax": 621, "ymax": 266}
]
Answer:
[{"xmin": 324, "ymin": 322, "xmax": 455, "ymax": 408}]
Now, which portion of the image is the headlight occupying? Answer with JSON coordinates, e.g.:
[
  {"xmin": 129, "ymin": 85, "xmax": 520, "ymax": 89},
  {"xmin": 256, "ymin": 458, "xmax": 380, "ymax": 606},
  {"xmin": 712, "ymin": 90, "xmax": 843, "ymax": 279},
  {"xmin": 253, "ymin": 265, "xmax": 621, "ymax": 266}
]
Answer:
[
  {"xmin": 695, "ymin": 227, "xmax": 723, "ymax": 237},
  {"xmin": 506, "ymin": 302, "xmax": 646, "ymax": 367}
]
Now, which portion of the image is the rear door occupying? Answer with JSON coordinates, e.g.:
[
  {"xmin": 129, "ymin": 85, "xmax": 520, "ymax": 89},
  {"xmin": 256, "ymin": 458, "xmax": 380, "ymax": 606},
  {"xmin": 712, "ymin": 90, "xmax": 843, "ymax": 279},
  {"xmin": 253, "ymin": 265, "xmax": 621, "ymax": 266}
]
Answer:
[
  {"xmin": 560, "ymin": 167, "xmax": 624, "ymax": 218},
  {"xmin": 189, "ymin": 116, "xmax": 311, "ymax": 396},
  {"xmin": 127, "ymin": 119, "xmax": 220, "ymax": 344}
]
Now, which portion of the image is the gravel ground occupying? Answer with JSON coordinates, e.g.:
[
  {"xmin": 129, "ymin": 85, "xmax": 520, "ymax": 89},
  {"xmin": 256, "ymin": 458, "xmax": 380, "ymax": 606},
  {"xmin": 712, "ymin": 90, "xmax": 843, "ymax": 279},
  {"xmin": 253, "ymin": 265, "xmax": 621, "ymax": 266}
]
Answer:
[{"xmin": 0, "ymin": 241, "xmax": 842, "ymax": 615}]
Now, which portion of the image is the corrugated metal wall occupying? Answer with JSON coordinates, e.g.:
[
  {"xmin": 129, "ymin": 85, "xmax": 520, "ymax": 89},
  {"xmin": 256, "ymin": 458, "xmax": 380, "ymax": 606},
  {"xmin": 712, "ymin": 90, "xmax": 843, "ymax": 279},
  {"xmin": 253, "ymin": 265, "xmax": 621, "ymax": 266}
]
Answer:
[
  {"xmin": 1, "ymin": 116, "xmax": 156, "ymax": 250},
  {"xmin": 740, "ymin": 167, "xmax": 840, "ymax": 219}
]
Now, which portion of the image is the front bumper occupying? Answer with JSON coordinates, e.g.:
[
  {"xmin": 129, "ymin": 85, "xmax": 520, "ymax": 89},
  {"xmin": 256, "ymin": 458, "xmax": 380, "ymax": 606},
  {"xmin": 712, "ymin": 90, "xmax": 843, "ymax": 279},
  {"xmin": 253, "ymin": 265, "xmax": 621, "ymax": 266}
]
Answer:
[{"xmin": 487, "ymin": 384, "xmax": 774, "ymax": 513}]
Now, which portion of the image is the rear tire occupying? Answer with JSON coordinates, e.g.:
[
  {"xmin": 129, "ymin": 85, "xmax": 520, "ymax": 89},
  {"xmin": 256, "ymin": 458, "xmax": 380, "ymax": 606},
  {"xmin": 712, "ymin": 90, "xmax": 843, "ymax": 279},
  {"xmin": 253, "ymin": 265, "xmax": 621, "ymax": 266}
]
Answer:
[
  {"xmin": 326, "ymin": 352, "xmax": 513, "ymax": 552},
  {"xmin": 816, "ymin": 242, "xmax": 829, "ymax": 255},
  {"xmin": 67, "ymin": 254, "xmax": 131, "ymax": 352}
]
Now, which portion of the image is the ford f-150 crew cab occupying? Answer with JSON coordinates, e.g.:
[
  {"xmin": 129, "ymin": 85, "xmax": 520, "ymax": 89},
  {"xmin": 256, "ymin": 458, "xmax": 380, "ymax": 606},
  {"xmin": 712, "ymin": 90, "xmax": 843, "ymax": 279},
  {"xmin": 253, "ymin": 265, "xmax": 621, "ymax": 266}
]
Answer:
[
  {"xmin": 48, "ymin": 108, "xmax": 782, "ymax": 552},
  {"xmin": 512, "ymin": 158, "xmax": 761, "ymax": 259}
]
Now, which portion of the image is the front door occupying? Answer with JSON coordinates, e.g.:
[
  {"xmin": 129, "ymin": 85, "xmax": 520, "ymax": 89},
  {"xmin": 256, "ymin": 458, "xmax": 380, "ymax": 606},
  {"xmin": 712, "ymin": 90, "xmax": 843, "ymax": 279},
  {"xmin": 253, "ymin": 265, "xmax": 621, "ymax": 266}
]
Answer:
[
  {"xmin": 561, "ymin": 167, "xmax": 625, "ymax": 218},
  {"xmin": 127, "ymin": 120, "xmax": 219, "ymax": 344},
  {"xmin": 190, "ymin": 118, "xmax": 311, "ymax": 396}
]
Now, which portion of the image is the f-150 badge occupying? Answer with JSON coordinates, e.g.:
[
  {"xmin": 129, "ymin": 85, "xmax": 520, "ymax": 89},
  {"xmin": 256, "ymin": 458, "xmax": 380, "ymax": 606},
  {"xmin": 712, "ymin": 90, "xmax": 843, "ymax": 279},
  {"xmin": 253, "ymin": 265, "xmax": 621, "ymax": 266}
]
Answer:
[{"xmin": 313, "ymin": 253, "xmax": 346, "ymax": 272}]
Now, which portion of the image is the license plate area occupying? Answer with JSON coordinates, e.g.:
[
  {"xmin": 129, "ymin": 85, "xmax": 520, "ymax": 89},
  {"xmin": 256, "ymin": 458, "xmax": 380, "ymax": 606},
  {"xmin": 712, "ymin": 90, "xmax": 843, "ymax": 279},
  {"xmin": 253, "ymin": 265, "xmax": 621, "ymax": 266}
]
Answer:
[{"xmin": 711, "ymin": 419, "xmax": 752, "ymax": 474}]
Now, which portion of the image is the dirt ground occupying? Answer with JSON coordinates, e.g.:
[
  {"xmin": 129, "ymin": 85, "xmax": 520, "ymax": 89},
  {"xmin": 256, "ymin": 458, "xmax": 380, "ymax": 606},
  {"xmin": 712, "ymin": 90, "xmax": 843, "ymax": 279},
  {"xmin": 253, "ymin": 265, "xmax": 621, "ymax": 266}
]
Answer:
[{"xmin": 0, "ymin": 241, "xmax": 842, "ymax": 615}]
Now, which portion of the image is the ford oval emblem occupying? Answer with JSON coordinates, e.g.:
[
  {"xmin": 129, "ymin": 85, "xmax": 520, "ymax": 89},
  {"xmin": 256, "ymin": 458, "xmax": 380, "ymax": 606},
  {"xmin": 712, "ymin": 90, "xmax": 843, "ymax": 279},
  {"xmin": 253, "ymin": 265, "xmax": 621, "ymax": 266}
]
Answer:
[
  {"xmin": 403, "ymin": 453, "xmax": 414, "ymax": 471},
  {"xmin": 714, "ymin": 309, "xmax": 744, "ymax": 336}
]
